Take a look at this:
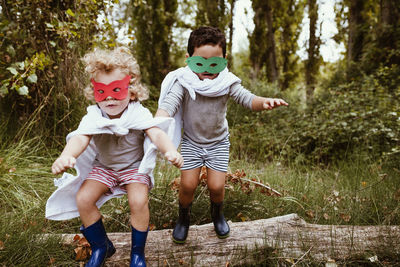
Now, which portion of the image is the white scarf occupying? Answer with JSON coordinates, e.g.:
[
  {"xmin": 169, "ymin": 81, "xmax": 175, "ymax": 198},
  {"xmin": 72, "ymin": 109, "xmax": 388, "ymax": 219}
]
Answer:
[
  {"xmin": 45, "ymin": 102, "xmax": 175, "ymax": 220},
  {"xmin": 159, "ymin": 66, "xmax": 241, "ymax": 147}
]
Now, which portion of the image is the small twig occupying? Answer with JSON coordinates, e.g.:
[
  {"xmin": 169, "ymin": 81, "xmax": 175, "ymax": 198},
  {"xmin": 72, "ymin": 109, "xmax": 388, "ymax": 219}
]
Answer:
[
  {"xmin": 195, "ymin": 185, "xmax": 208, "ymax": 202},
  {"xmin": 291, "ymin": 246, "xmax": 313, "ymax": 267},
  {"xmin": 239, "ymin": 177, "xmax": 282, "ymax": 196}
]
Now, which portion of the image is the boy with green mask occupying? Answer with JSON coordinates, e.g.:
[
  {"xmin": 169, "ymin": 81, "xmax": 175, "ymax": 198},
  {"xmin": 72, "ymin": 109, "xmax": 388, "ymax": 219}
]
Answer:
[{"xmin": 156, "ymin": 26, "xmax": 288, "ymax": 243}]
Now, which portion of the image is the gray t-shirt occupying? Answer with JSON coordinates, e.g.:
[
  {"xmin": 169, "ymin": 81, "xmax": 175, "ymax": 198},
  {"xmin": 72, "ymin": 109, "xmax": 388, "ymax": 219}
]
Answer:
[
  {"xmin": 92, "ymin": 130, "xmax": 145, "ymax": 171},
  {"xmin": 92, "ymin": 111, "xmax": 146, "ymax": 171},
  {"xmin": 159, "ymin": 81, "xmax": 255, "ymax": 147}
]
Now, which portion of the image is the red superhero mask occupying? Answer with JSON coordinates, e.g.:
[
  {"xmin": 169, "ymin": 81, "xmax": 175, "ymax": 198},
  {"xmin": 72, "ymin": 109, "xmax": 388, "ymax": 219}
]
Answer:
[{"xmin": 91, "ymin": 75, "xmax": 131, "ymax": 102}]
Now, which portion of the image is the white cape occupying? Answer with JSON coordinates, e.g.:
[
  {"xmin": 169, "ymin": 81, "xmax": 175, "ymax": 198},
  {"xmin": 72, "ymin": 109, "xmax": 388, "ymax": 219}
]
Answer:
[
  {"xmin": 45, "ymin": 101, "xmax": 175, "ymax": 221},
  {"xmin": 159, "ymin": 66, "xmax": 240, "ymax": 148}
]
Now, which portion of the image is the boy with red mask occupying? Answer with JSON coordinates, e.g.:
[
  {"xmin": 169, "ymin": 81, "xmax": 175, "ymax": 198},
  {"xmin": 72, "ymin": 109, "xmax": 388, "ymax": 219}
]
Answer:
[{"xmin": 47, "ymin": 47, "xmax": 183, "ymax": 267}]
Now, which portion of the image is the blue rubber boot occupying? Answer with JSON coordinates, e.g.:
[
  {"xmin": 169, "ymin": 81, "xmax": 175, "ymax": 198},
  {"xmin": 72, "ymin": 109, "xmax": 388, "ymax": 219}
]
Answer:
[
  {"xmin": 80, "ymin": 219, "xmax": 116, "ymax": 267},
  {"xmin": 130, "ymin": 226, "xmax": 148, "ymax": 267}
]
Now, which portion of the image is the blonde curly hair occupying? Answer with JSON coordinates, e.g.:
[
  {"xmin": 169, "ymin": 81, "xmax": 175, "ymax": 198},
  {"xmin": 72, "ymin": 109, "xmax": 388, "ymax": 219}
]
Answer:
[{"xmin": 82, "ymin": 46, "xmax": 148, "ymax": 102}]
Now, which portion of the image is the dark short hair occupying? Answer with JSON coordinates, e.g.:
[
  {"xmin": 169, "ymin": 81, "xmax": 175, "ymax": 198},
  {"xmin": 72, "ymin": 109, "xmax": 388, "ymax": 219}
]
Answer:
[{"xmin": 187, "ymin": 26, "xmax": 226, "ymax": 57}]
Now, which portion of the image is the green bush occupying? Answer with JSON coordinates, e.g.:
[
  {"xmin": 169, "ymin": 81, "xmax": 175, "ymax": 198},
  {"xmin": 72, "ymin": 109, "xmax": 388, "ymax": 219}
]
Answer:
[
  {"xmin": 228, "ymin": 65, "xmax": 400, "ymax": 165},
  {"xmin": 0, "ymin": 1, "xmax": 119, "ymax": 149}
]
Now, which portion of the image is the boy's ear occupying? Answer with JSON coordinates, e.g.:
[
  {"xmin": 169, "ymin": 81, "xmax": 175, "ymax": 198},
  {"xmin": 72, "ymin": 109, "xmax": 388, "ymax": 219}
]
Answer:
[{"xmin": 185, "ymin": 53, "xmax": 189, "ymax": 58}]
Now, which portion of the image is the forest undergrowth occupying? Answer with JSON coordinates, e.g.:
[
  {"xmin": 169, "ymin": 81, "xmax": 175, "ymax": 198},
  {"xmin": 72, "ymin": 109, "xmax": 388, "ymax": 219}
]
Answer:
[{"xmin": 0, "ymin": 139, "xmax": 399, "ymax": 266}]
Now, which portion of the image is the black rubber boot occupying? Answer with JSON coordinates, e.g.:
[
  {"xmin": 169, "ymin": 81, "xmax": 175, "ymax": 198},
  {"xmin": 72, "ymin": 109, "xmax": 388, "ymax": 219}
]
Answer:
[
  {"xmin": 211, "ymin": 201, "xmax": 230, "ymax": 239},
  {"xmin": 80, "ymin": 219, "xmax": 116, "ymax": 267},
  {"xmin": 172, "ymin": 202, "xmax": 191, "ymax": 244}
]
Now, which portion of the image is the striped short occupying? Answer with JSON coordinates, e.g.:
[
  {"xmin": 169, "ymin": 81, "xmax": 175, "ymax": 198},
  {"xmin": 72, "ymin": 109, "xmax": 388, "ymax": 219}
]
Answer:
[
  {"xmin": 86, "ymin": 167, "xmax": 151, "ymax": 194},
  {"xmin": 181, "ymin": 136, "xmax": 230, "ymax": 173}
]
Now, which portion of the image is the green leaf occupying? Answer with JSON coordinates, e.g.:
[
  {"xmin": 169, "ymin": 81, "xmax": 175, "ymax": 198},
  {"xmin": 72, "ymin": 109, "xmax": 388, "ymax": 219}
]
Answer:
[
  {"xmin": 66, "ymin": 9, "xmax": 75, "ymax": 17},
  {"xmin": 7, "ymin": 67, "xmax": 18, "ymax": 75},
  {"xmin": 16, "ymin": 61, "xmax": 25, "ymax": 70},
  {"xmin": 6, "ymin": 45, "xmax": 16, "ymax": 57},
  {"xmin": 27, "ymin": 74, "xmax": 38, "ymax": 83},
  {"xmin": 0, "ymin": 84, "xmax": 9, "ymax": 96},
  {"xmin": 49, "ymin": 41, "xmax": 56, "ymax": 47},
  {"xmin": 17, "ymin": 85, "xmax": 29, "ymax": 96}
]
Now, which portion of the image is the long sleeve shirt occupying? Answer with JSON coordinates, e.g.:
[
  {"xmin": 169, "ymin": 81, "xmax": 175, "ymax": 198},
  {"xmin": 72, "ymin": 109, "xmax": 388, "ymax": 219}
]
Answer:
[{"xmin": 159, "ymin": 80, "xmax": 255, "ymax": 147}]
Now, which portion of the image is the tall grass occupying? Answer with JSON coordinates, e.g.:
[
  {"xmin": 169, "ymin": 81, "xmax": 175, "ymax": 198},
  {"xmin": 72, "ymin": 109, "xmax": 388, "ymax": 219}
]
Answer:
[
  {"xmin": 0, "ymin": 145, "xmax": 399, "ymax": 266},
  {"xmin": 0, "ymin": 89, "xmax": 399, "ymax": 265},
  {"xmin": 0, "ymin": 143, "xmax": 399, "ymax": 265}
]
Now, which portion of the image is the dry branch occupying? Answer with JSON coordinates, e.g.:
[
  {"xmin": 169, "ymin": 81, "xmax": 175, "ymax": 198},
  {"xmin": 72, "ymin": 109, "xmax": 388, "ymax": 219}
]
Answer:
[{"xmin": 56, "ymin": 213, "xmax": 400, "ymax": 266}]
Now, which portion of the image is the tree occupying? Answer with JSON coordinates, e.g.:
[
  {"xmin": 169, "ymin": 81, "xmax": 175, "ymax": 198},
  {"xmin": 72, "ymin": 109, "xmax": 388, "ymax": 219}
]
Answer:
[
  {"xmin": 368, "ymin": 0, "xmax": 400, "ymax": 67},
  {"xmin": 195, "ymin": 0, "xmax": 228, "ymax": 30},
  {"xmin": 277, "ymin": 0, "xmax": 304, "ymax": 90},
  {"xmin": 249, "ymin": 0, "xmax": 279, "ymax": 83},
  {"xmin": 347, "ymin": 0, "xmax": 366, "ymax": 63},
  {"xmin": 304, "ymin": 0, "xmax": 321, "ymax": 101},
  {"xmin": 249, "ymin": 1, "xmax": 268, "ymax": 80},
  {"xmin": 0, "ymin": 0, "xmax": 110, "ymax": 146},
  {"xmin": 227, "ymin": 0, "xmax": 237, "ymax": 67},
  {"xmin": 264, "ymin": 0, "xmax": 279, "ymax": 83},
  {"xmin": 130, "ymin": 0, "xmax": 178, "ymax": 95}
]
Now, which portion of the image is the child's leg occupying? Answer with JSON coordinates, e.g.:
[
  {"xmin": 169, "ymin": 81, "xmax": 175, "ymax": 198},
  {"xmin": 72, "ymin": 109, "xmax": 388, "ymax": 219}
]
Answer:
[
  {"xmin": 125, "ymin": 182, "xmax": 149, "ymax": 267},
  {"xmin": 125, "ymin": 182, "xmax": 149, "ymax": 230},
  {"xmin": 179, "ymin": 167, "xmax": 202, "ymax": 206},
  {"xmin": 205, "ymin": 168, "xmax": 226, "ymax": 202},
  {"xmin": 76, "ymin": 179, "xmax": 109, "ymax": 227},
  {"xmin": 76, "ymin": 179, "xmax": 115, "ymax": 266},
  {"xmin": 206, "ymin": 167, "xmax": 230, "ymax": 238},
  {"xmin": 172, "ymin": 167, "xmax": 201, "ymax": 243}
]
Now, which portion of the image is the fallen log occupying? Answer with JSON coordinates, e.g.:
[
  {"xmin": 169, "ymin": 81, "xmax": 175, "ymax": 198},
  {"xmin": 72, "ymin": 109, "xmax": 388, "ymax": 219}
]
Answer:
[{"xmin": 57, "ymin": 213, "xmax": 400, "ymax": 266}]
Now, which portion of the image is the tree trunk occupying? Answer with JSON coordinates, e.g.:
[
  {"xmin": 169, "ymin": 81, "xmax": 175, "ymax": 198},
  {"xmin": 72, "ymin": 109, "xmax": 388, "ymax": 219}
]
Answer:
[
  {"xmin": 56, "ymin": 214, "xmax": 400, "ymax": 266},
  {"xmin": 249, "ymin": 2, "xmax": 266, "ymax": 80},
  {"xmin": 347, "ymin": 0, "xmax": 365, "ymax": 62},
  {"xmin": 265, "ymin": 1, "xmax": 279, "ymax": 83},
  {"xmin": 305, "ymin": 0, "xmax": 320, "ymax": 102},
  {"xmin": 379, "ymin": 0, "xmax": 400, "ymax": 65},
  {"xmin": 227, "ymin": 0, "xmax": 236, "ymax": 68}
]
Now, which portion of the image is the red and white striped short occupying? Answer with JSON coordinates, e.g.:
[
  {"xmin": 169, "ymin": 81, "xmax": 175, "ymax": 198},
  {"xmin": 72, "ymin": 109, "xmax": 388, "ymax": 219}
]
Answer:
[{"xmin": 86, "ymin": 167, "xmax": 151, "ymax": 193}]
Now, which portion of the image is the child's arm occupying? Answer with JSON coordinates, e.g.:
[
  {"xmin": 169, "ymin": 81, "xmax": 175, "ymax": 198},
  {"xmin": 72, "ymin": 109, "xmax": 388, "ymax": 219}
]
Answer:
[
  {"xmin": 251, "ymin": 96, "xmax": 288, "ymax": 111},
  {"xmin": 51, "ymin": 134, "xmax": 92, "ymax": 175},
  {"xmin": 155, "ymin": 109, "xmax": 170, "ymax": 117},
  {"xmin": 145, "ymin": 127, "xmax": 183, "ymax": 168}
]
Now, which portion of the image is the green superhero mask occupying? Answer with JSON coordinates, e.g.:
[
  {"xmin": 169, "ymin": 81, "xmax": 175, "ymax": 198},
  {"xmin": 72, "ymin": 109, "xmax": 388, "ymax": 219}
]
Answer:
[{"xmin": 186, "ymin": 56, "xmax": 227, "ymax": 74}]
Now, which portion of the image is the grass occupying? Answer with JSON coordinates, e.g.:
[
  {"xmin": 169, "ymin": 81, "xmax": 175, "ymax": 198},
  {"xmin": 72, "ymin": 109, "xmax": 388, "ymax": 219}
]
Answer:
[{"xmin": 0, "ymin": 142, "xmax": 399, "ymax": 266}]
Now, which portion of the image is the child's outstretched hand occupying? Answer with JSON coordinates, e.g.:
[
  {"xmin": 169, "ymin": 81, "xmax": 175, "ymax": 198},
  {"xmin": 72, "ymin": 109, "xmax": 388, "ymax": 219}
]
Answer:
[
  {"xmin": 165, "ymin": 151, "xmax": 184, "ymax": 168},
  {"xmin": 262, "ymin": 98, "xmax": 289, "ymax": 110},
  {"xmin": 51, "ymin": 155, "xmax": 76, "ymax": 175}
]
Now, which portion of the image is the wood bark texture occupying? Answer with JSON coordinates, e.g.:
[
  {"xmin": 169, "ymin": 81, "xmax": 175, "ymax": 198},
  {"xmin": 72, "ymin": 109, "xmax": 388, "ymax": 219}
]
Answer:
[{"xmin": 57, "ymin": 213, "xmax": 400, "ymax": 266}]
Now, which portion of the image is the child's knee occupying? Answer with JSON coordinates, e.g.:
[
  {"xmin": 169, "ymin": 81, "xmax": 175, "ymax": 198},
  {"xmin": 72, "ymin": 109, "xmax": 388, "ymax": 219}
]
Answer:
[
  {"xmin": 76, "ymin": 190, "xmax": 96, "ymax": 208},
  {"xmin": 129, "ymin": 194, "xmax": 148, "ymax": 212}
]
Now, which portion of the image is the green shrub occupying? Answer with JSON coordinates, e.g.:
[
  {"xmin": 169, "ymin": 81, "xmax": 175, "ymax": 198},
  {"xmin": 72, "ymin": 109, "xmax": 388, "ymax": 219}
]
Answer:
[{"xmin": 228, "ymin": 65, "xmax": 400, "ymax": 165}]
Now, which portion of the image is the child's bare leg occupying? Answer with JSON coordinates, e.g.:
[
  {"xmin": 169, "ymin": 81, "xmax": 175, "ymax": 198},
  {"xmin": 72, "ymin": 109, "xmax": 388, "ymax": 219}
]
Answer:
[
  {"xmin": 76, "ymin": 179, "xmax": 109, "ymax": 227},
  {"xmin": 126, "ymin": 182, "xmax": 149, "ymax": 231},
  {"xmin": 206, "ymin": 168, "xmax": 226, "ymax": 202},
  {"xmin": 179, "ymin": 167, "xmax": 202, "ymax": 207}
]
